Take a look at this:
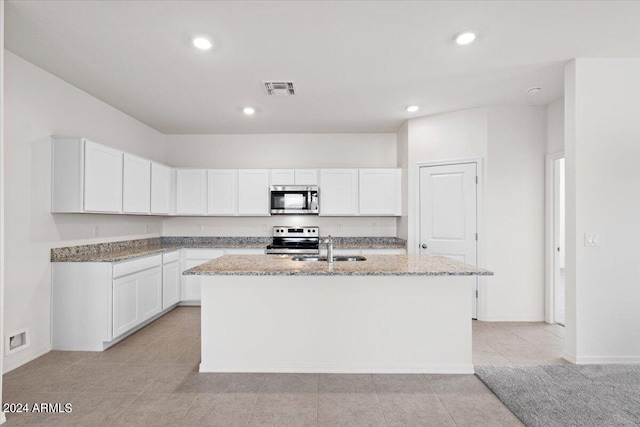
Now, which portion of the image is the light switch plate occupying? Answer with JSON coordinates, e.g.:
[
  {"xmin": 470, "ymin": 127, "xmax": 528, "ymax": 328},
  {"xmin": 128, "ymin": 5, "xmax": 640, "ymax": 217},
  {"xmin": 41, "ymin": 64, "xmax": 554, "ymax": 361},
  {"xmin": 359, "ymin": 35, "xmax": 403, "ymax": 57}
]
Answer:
[{"xmin": 585, "ymin": 233, "xmax": 600, "ymax": 246}]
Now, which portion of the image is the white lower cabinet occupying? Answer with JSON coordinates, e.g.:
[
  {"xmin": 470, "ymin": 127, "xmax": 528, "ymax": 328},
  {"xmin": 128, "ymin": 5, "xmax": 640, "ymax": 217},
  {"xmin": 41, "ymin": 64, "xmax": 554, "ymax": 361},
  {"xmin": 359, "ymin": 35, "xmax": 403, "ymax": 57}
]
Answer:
[
  {"xmin": 180, "ymin": 248, "xmax": 265, "ymax": 304},
  {"xmin": 162, "ymin": 262, "xmax": 181, "ymax": 309},
  {"xmin": 52, "ymin": 254, "xmax": 165, "ymax": 351},
  {"xmin": 181, "ymin": 249, "xmax": 225, "ymax": 303},
  {"xmin": 113, "ymin": 266, "xmax": 162, "ymax": 338},
  {"xmin": 361, "ymin": 248, "xmax": 407, "ymax": 255},
  {"xmin": 320, "ymin": 248, "xmax": 407, "ymax": 256}
]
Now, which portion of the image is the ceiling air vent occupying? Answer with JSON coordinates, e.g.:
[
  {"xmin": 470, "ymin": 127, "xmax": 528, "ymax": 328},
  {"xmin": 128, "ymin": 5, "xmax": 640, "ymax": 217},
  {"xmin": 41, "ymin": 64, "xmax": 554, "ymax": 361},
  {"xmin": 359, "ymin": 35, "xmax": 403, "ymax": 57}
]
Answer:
[{"xmin": 263, "ymin": 81, "xmax": 296, "ymax": 96}]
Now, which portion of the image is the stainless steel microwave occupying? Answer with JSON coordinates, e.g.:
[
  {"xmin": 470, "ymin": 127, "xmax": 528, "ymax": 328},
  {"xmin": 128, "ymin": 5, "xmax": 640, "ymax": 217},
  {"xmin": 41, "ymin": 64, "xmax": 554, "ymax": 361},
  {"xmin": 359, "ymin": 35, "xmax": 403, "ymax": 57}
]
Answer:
[{"xmin": 270, "ymin": 186, "xmax": 319, "ymax": 215}]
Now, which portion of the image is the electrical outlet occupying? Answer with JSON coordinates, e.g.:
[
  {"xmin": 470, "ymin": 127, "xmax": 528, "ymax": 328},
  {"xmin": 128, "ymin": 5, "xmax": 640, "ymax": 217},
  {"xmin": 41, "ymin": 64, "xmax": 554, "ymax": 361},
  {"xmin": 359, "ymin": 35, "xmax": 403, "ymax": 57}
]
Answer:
[
  {"xmin": 144, "ymin": 224, "xmax": 150, "ymax": 234},
  {"xmin": 263, "ymin": 224, "xmax": 268, "ymax": 232},
  {"xmin": 198, "ymin": 224, "xmax": 204, "ymax": 232},
  {"xmin": 371, "ymin": 223, "xmax": 377, "ymax": 232},
  {"xmin": 584, "ymin": 233, "xmax": 600, "ymax": 246},
  {"xmin": 337, "ymin": 224, "xmax": 343, "ymax": 232},
  {"xmin": 93, "ymin": 225, "xmax": 100, "ymax": 237}
]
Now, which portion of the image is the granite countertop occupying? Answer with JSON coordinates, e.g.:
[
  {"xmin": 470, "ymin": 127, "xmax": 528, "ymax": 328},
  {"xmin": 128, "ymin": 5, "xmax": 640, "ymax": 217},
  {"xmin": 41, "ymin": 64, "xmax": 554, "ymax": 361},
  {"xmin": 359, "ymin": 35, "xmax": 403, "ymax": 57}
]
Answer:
[
  {"xmin": 51, "ymin": 236, "xmax": 408, "ymax": 263},
  {"xmin": 184, "ymin": 254, "xmax": 493, "ymax": 276}
]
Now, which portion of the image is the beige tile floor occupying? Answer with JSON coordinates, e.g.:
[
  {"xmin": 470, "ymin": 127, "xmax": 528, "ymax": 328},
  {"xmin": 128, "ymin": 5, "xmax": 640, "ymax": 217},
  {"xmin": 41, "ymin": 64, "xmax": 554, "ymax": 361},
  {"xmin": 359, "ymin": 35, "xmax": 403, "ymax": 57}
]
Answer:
[{"xmin": 2, "ymin": 307, "xmax": 566, "ymax": 426}]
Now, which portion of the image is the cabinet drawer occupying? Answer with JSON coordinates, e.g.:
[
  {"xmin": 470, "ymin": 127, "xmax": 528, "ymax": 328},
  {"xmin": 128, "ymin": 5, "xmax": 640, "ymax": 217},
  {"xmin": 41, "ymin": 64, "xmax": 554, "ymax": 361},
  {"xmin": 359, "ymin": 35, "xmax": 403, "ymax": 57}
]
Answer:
[
  {"xmin": 184, "ymin": 249, "xmax": 224, "ymax": 260},
  {"xmin": 113, "ymin": 255, "xmax": 162, "ymax": 278},
  {"xmin": 162, "ymin": 250, "xmax": 180, "ymax": 264}
]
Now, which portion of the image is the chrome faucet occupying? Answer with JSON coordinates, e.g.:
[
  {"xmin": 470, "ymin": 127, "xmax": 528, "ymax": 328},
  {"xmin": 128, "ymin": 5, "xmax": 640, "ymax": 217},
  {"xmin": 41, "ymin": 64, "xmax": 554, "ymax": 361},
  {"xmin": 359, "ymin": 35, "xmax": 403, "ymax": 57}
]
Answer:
[{"xmin": 326, "ymin": 235, "xmax": 334, "ymax": 264}]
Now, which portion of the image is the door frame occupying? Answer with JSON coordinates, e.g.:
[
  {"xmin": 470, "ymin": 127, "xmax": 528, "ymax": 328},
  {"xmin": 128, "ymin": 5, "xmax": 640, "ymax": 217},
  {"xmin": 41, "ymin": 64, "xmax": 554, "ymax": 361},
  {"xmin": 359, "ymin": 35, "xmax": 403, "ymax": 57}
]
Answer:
[
  {"xmin": 415, "ymin": 158, "xmax": 485, "ymax": 319},
  {"xmin": 545, "ymin": 151, "xmax": 565, "ymax": 323}
]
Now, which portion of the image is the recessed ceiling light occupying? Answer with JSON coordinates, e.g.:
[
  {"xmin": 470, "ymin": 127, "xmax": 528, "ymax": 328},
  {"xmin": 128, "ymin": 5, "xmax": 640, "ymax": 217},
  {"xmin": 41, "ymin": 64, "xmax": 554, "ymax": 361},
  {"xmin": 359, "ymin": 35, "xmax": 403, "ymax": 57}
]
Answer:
[
  {"xmin": 406, "ymin": 105, "xmax": 420, "ymax": 113},
  {"xmin": 193, "ymin": 37, "xmax": 213, "ymax": 50},
  {"xmin": 454, "ymin": 31, "xmax": 477, "ymax": 45},
  {"xmin": 243, "ymin": 107, "xmax": 256, "ymax": 115}
]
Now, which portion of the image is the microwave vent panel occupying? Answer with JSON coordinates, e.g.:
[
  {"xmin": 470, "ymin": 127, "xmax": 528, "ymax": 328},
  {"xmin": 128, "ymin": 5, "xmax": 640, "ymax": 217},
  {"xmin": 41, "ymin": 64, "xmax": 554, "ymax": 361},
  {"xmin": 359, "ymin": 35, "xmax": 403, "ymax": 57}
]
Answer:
[{"xmin": 263, "ymin": 81, "xmax": 296, "ymax": 96}]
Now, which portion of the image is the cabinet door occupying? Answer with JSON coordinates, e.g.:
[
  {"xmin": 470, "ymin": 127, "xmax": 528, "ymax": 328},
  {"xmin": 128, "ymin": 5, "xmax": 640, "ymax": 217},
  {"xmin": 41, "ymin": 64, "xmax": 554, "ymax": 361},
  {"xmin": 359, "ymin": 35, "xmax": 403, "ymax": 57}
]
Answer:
[
  {"xmin": 113, "ymin": 274, "xmax": 140, "ymax": 338},
  {"xmin": 123, "ymin": 154, "xmax": 151, "ymax": 214},
  {"xmin": 151, "ymin": 163, "xmax": 172, "ymax": 214},
  {"xmin": 319, "ymin": 169, "xmax": 358, "ymax": 216},
  {"xmin": 182, "ymin": 259, "xmax": 206, "ymax": 301},
  {"xmin": 83, "ymin": 140, "xmax": 123, "ymax": 213},
  {"xmin": 224, "ymin": 248, "xmax": 265, "ymax": 255},
  {"xmin": 238, "ymin": 169, "xmax": 270, "ymax": 216},
  {"xmin": 361, "ymin": 248, "xmax": 407, "ymax": 255},
  {"xmin": 176, "ymin": 169, "xmax": 207, "ymax": 215},
  {"xmin": 208, "ymin": 169, "xmax": 238, "ymax": 215},
  {"xmin": 139, "ymin": 267, "xmax": 162, "ymax": 321},
  {"xmin": 270, "ymin": 169, "xmax": 295, "ymax": 186},
  {"xmin": 294, "ymin": 169, "xmax": 318, "ymax": 185},
  {"xmin": 359, "ymin": 169, "xmax": 401, "ymax": 216},
  {"xmin": 162, "ymin": 261, "xmax": 180, "ymax": 309},
  {"xmin": 181, "ymin": 249, "xmax": 225, "ymax": 302}
]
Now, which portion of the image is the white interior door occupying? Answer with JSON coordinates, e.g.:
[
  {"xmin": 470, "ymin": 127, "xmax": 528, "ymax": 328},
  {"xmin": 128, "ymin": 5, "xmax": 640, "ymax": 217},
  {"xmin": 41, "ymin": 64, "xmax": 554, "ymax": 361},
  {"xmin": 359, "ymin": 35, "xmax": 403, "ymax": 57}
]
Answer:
[
  {"xmin": 553, "ymin": 158, "xmax": 566, "ymax": 325},
  {"xmin": 420, "ymin": 162, "xmax": 478, "ymax": 318}
]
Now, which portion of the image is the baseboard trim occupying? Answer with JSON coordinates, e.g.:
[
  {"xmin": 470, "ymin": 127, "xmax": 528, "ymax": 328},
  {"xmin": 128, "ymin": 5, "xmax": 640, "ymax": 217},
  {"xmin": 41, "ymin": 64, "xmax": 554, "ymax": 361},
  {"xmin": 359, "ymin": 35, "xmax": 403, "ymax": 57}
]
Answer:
[
  {"xmin": 179, "ymin": 301, "xmax": 201, "ymax": 307},
  {"xmin": 3, "ymin": 344, "xmax": 51, "ymax": 374},
  {"xmin": 573, "ymin": 355, "xmax": 640, "ymax": 365},
  {"xmin": 199, "ymin": 363, "xmax": 475, "ymax": 374},
  {"xmin": 477, "ymin": 317, "xmax": 546, "ymax": 322}
]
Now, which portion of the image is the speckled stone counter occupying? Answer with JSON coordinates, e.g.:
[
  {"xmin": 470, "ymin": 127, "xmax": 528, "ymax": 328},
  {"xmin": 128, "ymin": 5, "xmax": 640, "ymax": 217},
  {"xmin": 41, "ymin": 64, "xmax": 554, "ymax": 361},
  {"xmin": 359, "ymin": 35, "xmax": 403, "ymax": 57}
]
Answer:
[
  {"xmin": 185, "ymin": 254, "xmax": 492, "ymax": 276},
  {"xmin": 51, "ymin": 236, "xmax": 407, "ymax": 262},
  {"xmin": 51, "ymin": 237, "xmax": 271, "ymax": 262}
]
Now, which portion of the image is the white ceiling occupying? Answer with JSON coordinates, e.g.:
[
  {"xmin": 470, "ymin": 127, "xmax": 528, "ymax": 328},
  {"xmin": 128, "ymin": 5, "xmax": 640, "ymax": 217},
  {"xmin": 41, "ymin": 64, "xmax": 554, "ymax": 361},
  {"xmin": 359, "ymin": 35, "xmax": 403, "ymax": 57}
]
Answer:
[{"xmin": 5, "ymin": 1, "xmax": 640, "ymax": 134}]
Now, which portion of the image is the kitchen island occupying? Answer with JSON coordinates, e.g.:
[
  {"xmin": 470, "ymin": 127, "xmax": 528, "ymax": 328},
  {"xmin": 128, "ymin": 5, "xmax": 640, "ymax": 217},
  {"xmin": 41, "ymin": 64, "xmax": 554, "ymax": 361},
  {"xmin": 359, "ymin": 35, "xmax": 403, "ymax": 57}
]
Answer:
[{"xmin": 185, "ymin": 254, "xmax": 492, "ymax": 374}]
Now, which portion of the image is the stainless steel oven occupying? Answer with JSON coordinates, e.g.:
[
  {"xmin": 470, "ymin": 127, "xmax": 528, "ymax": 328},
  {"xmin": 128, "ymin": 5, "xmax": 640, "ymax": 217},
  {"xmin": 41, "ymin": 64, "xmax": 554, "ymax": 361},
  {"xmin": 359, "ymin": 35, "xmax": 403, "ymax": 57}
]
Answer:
[
  {"xmin": 270, "ymin": 186, "xmax": 319, "ymax": 215},
  {"xmin": 266, "ymin": 226, "xmax": 320, "ymax": 254}
]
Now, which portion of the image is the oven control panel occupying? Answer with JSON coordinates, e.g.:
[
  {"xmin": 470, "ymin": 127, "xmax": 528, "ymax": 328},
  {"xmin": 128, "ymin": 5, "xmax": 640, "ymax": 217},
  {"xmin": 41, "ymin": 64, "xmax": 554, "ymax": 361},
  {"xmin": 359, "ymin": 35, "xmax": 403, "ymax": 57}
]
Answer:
[{"xmin": 272, "ymin": 226, "xmax": 319, "ymax": 237}]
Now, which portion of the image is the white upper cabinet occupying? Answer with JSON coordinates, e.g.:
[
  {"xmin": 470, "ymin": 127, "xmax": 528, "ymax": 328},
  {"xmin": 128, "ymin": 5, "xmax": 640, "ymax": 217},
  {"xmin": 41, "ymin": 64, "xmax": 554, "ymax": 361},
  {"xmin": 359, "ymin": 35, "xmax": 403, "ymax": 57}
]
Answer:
[
  {"xmin": 208, "ymin": 169, "xmax": 238, "ymax": 215},
  {"xmin": 176, "ymin": 169, "xmax": 207, "ymax": 215},
  {"xmin": 359, "ymin": 169, "xmax": 401, "ymax": 216},
  {"xmin": 294, "ymin": 169, "xmax": 318, "ymax": 185},
  {"xmin": 123, "ymin": 154, "xmax": 151, "ymax": 214},
  {"xmin": 270, "ymin": 169, "xmax": 318, "ymax": 186},
  {"xmin": 150, "ymin": 162, "xmax": 172, "ymax": 215},
  {"xmin": 238, "ymin": 169, "xmax": 270, "ymax": 215},
  {"xmin": 319, "ymin": 169, "xmax": 359, "ymax": 216},
  {"xmin": 270, "ymin": 169, "xmax": 295, "ymax": 186},
  {"xmin": 83, "ymin": 140, "xmax": 124, "ymax": 213},
  {"xmin": 51, "ymin": 137, "xmax": 124, "ymax": 213}
]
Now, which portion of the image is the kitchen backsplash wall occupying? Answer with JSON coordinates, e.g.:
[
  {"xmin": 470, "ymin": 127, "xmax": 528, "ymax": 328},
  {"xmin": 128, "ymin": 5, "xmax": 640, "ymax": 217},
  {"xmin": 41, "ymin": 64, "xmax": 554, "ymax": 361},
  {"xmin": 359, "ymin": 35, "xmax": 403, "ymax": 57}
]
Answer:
[{"xmin": 162, "ymin": 216, "xmax": 398, "ymax": 238}]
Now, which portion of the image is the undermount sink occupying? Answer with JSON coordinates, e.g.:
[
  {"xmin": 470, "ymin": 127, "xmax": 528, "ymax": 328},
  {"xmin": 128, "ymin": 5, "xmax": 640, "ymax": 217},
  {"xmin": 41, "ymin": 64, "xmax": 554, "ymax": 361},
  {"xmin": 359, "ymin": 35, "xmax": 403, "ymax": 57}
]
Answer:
[{"xmin": 291, "ymin": 255, "xmax": 367, "ymax": 262}]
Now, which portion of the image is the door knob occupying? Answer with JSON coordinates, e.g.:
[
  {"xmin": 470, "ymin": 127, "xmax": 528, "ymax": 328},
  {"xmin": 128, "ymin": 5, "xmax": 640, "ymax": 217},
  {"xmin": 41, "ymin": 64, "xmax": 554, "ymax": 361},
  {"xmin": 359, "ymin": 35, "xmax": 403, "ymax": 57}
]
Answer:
[{"xmin": 421, "ymin": 244, "xmax": 428, "ymax": 249}]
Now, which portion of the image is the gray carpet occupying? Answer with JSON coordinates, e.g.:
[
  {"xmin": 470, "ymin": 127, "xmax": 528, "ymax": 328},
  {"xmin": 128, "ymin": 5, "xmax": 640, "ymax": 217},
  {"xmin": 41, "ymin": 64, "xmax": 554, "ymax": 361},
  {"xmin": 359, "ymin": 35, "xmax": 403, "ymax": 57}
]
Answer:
[{"xmin": 475, "ymin": 365, "xmax": 640, "ymax": 427}]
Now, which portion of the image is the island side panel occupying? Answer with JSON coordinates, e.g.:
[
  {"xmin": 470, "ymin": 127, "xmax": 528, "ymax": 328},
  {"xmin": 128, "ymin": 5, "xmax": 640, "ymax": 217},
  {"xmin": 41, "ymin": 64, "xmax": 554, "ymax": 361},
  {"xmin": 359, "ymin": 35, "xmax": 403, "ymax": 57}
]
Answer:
[{"xmin": 200, "ymin": 275, "xmax": 473, "ymax": 374}]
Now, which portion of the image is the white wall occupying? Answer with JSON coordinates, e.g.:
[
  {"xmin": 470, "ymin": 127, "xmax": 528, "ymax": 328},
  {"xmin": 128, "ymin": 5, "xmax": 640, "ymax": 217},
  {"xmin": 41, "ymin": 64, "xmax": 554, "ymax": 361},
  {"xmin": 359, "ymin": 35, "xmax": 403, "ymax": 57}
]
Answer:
[
  {"xmin": 546, "ymin": 97, "xmax": 564, "ymax": 154},
  {"xmin": 1, "ymin": 1, "xmax": 6, "ymax": 421},
  {"xmin": 3, "ymin": 51, "xmax": 166, "ymax": 372},
  {"xmin": 484, "ymin": 107, "xmax": 546, "ymax": 321},
  {"xmin": 404, "ymin": 106, "xmax": 546, "ymax": 321},
  {"xmin": 405, "ymin": 108, "xmax": 488, "ymax": 253},
  {"xmin": 163, "ymin": 133, "xmax": 399, "ymax": 237},
  {"xmin": 165, "ymin": 134, "xmax": 396, "ymax": 168},
  {"xmin": 565, "ymin": 58, "xmax": 640, "ymax": 364},
  {"xmin": 396, "ymin": 121, "xmax": 409, "ymax": 240}
]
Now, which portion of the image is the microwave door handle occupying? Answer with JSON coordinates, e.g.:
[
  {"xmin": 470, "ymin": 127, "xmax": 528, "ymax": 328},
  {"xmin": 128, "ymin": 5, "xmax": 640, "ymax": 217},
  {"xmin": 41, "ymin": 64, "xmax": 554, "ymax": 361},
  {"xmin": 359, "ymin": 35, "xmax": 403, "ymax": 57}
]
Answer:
[{"xmin": 307, "ymin": 191, "xmax": 311, "ymax": 208}]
